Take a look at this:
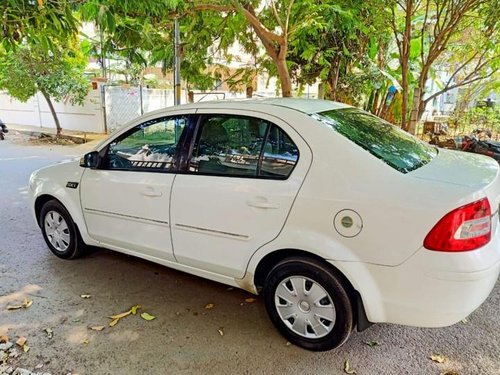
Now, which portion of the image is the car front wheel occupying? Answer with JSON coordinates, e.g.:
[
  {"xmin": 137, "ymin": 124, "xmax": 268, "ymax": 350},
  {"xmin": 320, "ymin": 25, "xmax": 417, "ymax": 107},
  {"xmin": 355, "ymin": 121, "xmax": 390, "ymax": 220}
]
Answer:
[
  {"xmin": 40, "ymin": 200, "xmax": 85, "ymax": 259},
  {"xmin": 263, "ymin": 257, "xmax": 354, "ymax": 351}
]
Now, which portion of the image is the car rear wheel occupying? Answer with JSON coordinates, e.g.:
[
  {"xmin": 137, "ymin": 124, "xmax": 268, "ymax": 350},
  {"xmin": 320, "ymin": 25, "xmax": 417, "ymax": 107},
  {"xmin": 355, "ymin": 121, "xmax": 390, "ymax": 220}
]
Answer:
[
  {"xmin": 263, "ymin": 257, "xmax": 354, "ymax": 351},
  {"xmin": 40, "ymin": 200, "xmax": 85, "ymax": 259}
]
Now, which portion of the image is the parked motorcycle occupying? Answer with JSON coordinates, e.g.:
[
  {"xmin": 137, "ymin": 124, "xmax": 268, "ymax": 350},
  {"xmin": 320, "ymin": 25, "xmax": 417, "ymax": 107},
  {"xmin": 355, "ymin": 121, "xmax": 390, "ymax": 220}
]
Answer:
[
  {"xmin": 461, "ymin": 134, "xmax": 500, "ymax": 163},
  {"xmin": 0, "ymin": 120, "xmax": 8, "ymax": 140}
]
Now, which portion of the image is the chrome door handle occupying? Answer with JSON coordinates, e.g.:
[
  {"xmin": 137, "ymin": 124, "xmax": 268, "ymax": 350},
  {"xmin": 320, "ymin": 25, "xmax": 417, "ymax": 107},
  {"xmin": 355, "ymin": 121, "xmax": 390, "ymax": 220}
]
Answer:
[
  {"xmin": 247, "ymin": 198, "xmax": 280, "ymax": 209},
  {"xmin": 141, "ymin": 187, "xmax": 162, "ymax": 197}
]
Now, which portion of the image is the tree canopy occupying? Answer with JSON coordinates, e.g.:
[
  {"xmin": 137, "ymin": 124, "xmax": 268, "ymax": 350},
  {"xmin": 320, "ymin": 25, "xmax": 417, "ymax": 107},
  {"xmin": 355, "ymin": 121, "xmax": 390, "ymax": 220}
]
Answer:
[
  {"xmin": 1, "ymin": 0, "xmax": 498, "ymax": 132},
  {"xmin": 0, "ymin": 40, "xmax": 89, "ymax": 135}
]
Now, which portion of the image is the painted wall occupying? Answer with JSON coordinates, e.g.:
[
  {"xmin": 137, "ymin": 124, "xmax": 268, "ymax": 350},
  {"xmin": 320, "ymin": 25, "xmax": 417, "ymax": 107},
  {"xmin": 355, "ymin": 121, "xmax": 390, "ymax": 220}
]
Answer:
[{"xmin": 0, "ymin": 87, "xmax": 105, "ymax": 133}]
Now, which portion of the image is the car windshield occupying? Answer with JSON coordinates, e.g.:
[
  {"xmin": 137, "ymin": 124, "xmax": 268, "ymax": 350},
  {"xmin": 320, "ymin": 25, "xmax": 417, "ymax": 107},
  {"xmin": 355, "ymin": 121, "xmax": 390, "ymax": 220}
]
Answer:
[{"xmin": 311, "ymin": 108, "xmax": 437, "ymax": 173}]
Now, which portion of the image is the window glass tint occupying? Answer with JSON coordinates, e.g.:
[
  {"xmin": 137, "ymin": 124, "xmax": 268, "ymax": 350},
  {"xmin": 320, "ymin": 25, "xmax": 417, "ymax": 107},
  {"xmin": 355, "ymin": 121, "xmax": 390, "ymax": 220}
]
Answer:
[
  {"xmin": 190, "ymin": 116, "xmax": 267, "ymax": 177},
  {"xmin": 105, "ymin": 116, "xmax": 186, "ymax": 171},
  {"xmin": 260, "ymin": 125, "xmax": 299, "ymax": 178},
  {"xmin": 312, "ymin": 108, "xmax": 437, "ymax": 173}
]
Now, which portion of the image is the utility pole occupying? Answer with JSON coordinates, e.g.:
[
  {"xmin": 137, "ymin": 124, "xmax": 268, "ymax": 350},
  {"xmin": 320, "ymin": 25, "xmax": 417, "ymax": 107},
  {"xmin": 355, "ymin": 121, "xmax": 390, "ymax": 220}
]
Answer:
[
  {"xmin": 99, "ymin": 26, "xmax": 107, "ymax": 79},
  {"xmin": 174, "ymin": 18, "xmax": 181, "ymax": 106}
]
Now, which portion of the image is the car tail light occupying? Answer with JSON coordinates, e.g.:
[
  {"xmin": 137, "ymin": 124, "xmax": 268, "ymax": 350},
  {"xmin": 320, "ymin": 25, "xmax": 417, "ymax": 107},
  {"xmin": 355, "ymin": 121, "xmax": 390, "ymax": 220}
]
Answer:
[{"xmin": 424, "ymin": 198, "xmax": 491, "ymax": 252}]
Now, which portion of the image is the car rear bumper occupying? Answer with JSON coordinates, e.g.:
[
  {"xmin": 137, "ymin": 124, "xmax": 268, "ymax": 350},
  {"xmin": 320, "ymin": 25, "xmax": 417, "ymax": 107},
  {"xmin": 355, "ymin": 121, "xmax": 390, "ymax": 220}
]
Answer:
[{"xmin": 330, "ymin": 232, "xmax": 500, "ymax": 327}]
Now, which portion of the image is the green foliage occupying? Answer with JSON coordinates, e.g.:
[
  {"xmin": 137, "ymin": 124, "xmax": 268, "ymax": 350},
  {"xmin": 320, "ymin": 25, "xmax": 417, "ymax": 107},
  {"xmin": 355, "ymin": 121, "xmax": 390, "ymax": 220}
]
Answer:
[
  {"xmin": 451, "ymin": 107, "xmax": 500, "ymax": 136},
  {"xmin": 1, "ymin": 0, "xmax": 79, "ymax": 51},
  {"xmin": 0, "ymin": 42, "xmax": 89, "ymax": 105},
  {"xmin": 287, "ymin": 0, "xmax": 392, "ymax": 104}
]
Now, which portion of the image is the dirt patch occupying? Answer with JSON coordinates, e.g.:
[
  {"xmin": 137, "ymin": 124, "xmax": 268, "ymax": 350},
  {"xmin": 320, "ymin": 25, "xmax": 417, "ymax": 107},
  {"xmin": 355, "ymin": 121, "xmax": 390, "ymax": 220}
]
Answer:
[
  {"xmin": 26, "ymin": 135, "xmax": 77, "ymax": 146},
  {"xmin": 3, "ymin": 131, "xmax": 77, "ymax": 146}
]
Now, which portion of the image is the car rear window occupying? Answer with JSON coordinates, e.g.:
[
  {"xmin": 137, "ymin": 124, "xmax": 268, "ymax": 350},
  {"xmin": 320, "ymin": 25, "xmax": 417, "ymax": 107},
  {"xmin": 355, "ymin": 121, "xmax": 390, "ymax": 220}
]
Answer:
[{"xmin": 312, "ymin": 108, "xmax": 437, "ymax": 173}]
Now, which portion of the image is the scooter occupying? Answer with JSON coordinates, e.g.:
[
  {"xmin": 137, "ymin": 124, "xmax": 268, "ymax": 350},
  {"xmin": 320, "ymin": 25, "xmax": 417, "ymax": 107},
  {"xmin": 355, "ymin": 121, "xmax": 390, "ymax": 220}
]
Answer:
[
  {"xmin": 461, "ymin": 134, "xmax": 500, "ymax": 163},
  {"xmin": 0, "ymin": 121, "xmax": 8, "ymax": 140}
]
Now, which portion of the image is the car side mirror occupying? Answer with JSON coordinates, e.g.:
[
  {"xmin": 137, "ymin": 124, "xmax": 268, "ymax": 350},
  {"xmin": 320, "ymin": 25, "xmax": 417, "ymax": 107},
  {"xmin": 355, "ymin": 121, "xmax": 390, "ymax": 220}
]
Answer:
[{"xmin": 80, "ymin": 151, "xmax": 100, "ymax": 169}]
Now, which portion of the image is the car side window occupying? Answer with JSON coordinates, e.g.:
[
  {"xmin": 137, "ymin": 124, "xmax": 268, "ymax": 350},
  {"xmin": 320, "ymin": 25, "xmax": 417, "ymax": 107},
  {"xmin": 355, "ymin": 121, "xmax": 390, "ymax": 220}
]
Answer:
[
  {"xmin": 189, "ymin": 115, "xmax": 299, "ymax": 179},
  {"xmin": 260, "ymin": 124, "xmax": 299, "ymax": 178},
  {"xmin": 104, "ymin": 116, "xmax": 187, "ymax": 171}
]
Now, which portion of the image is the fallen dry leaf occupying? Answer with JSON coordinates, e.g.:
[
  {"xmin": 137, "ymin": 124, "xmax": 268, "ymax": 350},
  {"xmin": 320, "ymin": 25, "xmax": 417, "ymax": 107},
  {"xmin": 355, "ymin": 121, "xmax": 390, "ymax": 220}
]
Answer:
[
  {"xmin": 7, "ymin": 299, "xmax": 33, "ymax": 310},
  {"xmin": 0, "ymin": 335, "xmax": 8, "ymax": 343},
  {"xmin": 109, "ymin": 319, "xmax": 119, "ymax": 327},
  {"xmin": 44, "ymin": 328, "xmax": 53, "ymax": 339},
  {"xmin": 7, "ymin": 305, "xmax": 23, "ymax": 310},
  {"xmin": 90, "ymin": 326, "xmax": 105, "ymax": 331},
  {"xmin": 82, "ymin": 339, "xmax": 90, "ymax": 345},
  {"xmin": 108, "ymin": 305, "xmax": 141, "ymax": 326},
  {"xmin": 130, "ymin": 305, "xmax": 141, "ymax": 315},
  {"xmin": 16, "ymin": 337, "xmax": 27, "ymax": 347},
  {"xmin": 23, "ymin": 344, "xmax": 30, "ymax": 352},
  {"xmin": 109, "ymin": 311, "xmax": 131, "ymax": 320},
  {"xmin": 218, "ymin": 328, "xmax": 224, "ymax": 336},
  {"xmin": 344, "ymin": 360, "xmax": 356, "ymax": 374},
  {"xmin": 245, "ymin": 298, "xmax": 256, "ymax": 303},
  {"xmin": 109, "ymin": 305, "xmax": 141, "ymax": 320},
  {"xmin": 365, "ymin": 340, "xmax": 381, "ymax": 347},
  {"xmin": 205, "ymin": 303, "xmax": 214, "ymax": 309},
  {"xmin": 140, "ymin": 312, "xmax": 156, "ymax": 321},
  {"xmin": 80, "ymin": 294, "xmax": 91, "ymax": 299},
  {"xmin": 430, "ymin": 353, "xmax": 447, "ymax": 364}
]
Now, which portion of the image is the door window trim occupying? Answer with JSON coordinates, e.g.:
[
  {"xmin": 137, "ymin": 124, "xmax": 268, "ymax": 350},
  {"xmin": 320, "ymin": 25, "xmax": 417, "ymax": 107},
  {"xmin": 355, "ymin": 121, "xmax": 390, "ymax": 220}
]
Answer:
[
  {"xmin": 180, "ymin": 113, "xmax": 300, "ymax": 180},
  {"xmin": 98, "ymin": 114, "xmax": 196, "ymax": 174}
]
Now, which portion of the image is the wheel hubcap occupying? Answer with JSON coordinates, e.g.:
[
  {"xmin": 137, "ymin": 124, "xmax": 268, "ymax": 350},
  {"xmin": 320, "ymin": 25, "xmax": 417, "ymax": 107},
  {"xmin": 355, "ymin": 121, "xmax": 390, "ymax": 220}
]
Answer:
[
  {"xmin": 274, "ymin": 276, "xmax": 336, "ymax": 339},
  {"xmin": 298, "ymin": 300, "xmax": 311, "ymax": 313},
  {"xmin": 44, "ymin": 211, "xmax": 70, "ymax": 252}
]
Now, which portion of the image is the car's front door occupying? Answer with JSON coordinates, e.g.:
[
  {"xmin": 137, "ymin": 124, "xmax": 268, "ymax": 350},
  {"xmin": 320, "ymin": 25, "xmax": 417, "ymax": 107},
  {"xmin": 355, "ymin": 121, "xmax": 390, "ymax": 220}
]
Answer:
[
  {"xmin": 170, "ymin": 110, "xmax": 312, "ymax": 278},
  {"xmin": 80, "ymin": 112, "xmax": 194, "ymax": 261}
]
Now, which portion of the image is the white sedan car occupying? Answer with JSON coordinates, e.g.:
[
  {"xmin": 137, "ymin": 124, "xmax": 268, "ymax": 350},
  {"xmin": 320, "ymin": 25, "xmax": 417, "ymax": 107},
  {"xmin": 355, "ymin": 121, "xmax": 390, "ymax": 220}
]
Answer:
[{"xmin": 29, "ymin": 99, "xmax": 500, "ymax": 351}]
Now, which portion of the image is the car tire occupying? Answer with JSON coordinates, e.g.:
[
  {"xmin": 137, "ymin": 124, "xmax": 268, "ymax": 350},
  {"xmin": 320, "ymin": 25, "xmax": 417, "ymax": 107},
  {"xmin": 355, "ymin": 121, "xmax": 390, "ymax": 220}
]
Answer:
[
  {"xmin": 263, "ymin": 257, "xmax": 354, "ymax": 351},
  {"xmin": 40, "ymin": 200, "xmax": 85, "ymax": 259}
]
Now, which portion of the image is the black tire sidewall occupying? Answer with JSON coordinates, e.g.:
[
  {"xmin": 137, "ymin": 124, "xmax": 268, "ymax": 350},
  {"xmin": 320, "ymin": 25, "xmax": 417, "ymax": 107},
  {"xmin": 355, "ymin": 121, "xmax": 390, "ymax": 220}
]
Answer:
[
  {"xmin": 40, "ymin": 200, "xmax": 80, "ymax": 259},
  {"xmin": 263, "ymin": 258, "xmax": 353, "ymax": 351}
]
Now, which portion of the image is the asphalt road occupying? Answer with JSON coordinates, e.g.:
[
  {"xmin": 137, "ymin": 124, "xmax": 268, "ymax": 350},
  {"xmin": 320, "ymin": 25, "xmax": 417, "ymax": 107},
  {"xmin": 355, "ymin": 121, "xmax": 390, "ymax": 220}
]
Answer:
[{"xmin": 0, "ymin": 134, "xmax": 499, "ymax": 375}]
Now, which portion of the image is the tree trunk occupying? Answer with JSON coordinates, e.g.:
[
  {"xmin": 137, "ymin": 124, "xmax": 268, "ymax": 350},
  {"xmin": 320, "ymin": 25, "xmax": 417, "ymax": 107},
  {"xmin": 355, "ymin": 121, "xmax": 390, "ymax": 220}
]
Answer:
[
  {"xmin": 42, "ymin": 91, "xmax": 62, "ymax": 137},
  {"xmin": 397, "ymin": 0, "xmax": 413, "ymax": 130},
  {"xmin": 318, "ymin": 82, "xmax": 325, "ymax": 100},
  {"xmin": 275, "ymin": 56, "xmax": 292, "ymax": 97},
  {"xmin": 417, "ymin": 98, "xmax": 426, "ymax": 120},
  {"xmin": 370, "ymin": 89, "xmax": 380, "ymax": 114},
  {"xmin": 407, "ymin": 63, "xmax": 431, "ymax": 134},
  {"xmin": 327, "ymin": 58, "xmax": 341, "ymax": 101},
  {"xmin": 401, "ymin": 60, "xmax": 409, "ymax": 130},
  {"xmin": 407, "ymin": 87, "xmax": 421, "ymax": 135}
]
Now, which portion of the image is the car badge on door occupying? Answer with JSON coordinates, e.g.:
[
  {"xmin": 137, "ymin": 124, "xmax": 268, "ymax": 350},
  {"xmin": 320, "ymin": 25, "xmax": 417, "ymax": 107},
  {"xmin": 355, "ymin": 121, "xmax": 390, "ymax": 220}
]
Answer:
[{"xmin": 66, "ymin": 182, "xmax": 79, "ymax": 189}]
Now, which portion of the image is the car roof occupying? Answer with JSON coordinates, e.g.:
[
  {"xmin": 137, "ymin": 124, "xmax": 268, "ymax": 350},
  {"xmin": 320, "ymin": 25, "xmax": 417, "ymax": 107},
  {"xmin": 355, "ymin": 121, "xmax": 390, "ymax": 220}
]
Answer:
[
  {"xmin": 236, "ymin": 98, "xmax": 352, "ymax": 114},
  {"xmin": 183, "ymin": 98, "xmax": 352, "ymax": 114}
]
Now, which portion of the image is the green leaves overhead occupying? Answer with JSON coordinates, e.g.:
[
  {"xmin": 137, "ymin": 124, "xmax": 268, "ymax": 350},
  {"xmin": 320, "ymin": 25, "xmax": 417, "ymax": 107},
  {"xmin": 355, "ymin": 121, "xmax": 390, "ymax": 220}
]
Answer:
[
  {"xmin": 1, "ymin": 0, "xmax": 497, "ymax": 123},
  {"xmin": 1, "ymin": 0, "xmax": 79, "ymax": 52}
]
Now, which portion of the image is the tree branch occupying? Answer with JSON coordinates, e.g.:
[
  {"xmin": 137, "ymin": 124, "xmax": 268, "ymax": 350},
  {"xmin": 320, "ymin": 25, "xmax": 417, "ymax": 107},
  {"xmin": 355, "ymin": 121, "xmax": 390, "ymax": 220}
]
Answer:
[
  {"xmin": 423, "ymin": 68, "xmax": 498, "ymax": 105},
  {"xmin": 285, "ymin": 0, "xmax": 295, "ymax": 36},
  {"xmin": 421, "ymin": 0, "xmax": 430, "ymax": 67},
  {"xmin": 269, "ymin": 0, "xmax": 285, "ymax": 31},
  {"xmin": 232, "ymin": 1, "xmax": 284, "ymax": 45}
]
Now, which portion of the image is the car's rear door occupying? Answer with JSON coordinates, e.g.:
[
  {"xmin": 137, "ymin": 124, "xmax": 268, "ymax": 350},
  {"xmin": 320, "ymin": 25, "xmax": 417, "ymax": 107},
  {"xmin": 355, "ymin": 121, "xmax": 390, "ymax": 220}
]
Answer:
[{"xmin": 170, "ymin": 109, "xmax": 312, "ymax": 278}]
